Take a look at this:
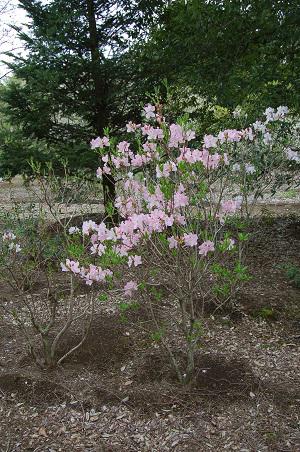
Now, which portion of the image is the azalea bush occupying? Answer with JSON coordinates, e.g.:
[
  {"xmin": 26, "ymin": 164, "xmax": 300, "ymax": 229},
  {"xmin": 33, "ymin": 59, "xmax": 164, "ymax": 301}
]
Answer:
[
  {"xmin": 0, "ymin": 171, "xmax": 106, "ymax": 368},
  {"xmin": 60, "ymin": 102, "xmax": 299, "ymax": 384}
]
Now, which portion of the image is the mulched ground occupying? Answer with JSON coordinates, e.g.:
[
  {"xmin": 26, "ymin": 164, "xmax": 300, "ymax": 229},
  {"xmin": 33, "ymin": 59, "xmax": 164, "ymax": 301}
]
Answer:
[{"xmin": 0, "ymin": 183, "xmax": 299, "ymax": 451}]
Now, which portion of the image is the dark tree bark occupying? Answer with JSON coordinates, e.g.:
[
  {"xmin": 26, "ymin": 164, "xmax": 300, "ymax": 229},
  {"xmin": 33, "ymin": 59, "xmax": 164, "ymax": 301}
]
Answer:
[{"xmin": 86, "ymin": 0, "xmax": 119, "ymax": 226}]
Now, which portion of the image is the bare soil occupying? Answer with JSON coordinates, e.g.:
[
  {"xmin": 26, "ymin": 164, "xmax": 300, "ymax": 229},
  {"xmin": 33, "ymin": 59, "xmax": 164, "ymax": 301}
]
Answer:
[{"xmin": 0, "ymin": 179, "xmax": 299, "ymax": 451}]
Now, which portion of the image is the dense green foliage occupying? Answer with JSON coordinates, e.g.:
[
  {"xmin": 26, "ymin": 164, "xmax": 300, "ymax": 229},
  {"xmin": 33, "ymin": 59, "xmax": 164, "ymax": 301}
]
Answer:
[
  {"xmin": 133, "ymin": 0, "xmax": 300, "ymax": 117},
  {"xmin": 0, "ymin": 0, "xmax": 165, "ymax": 176},
  {"xmin": 0, "ymin": 0, "xmax": 299, "ymax": 177}
]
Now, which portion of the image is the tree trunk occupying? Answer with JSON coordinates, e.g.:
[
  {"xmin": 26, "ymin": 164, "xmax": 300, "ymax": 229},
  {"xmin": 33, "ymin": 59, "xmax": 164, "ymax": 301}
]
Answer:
[{"xmin": 86, "ymin": 0, "xmax": 119, "ymax": 226}]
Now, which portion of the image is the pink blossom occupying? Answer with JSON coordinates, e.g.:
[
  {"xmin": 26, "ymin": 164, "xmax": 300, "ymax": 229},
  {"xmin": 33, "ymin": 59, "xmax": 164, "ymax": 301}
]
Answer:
[
  {"xmin": 164, "ymin": 215, "xmax": 174, "ymax": 227},
  {"xmin": 61, "ymin": 259, "xmax": 81, "ymax": 274},
  {"xmin": 90, "ymin": 136, "xmax": 110, "ymax": 149},
  {"xmin": 207, "ymin": 153, "xmax": 221, "ymax": 170},
  {"xmin": 90, "ymin": 136, "xmax": 102, "ymax": 149},
  {"xmin": 102, "ymin": 136, "xmax": 110, "ymax": 147},
  {"xmin": 220, "ymin": 200, "xmax": 240, "ymax": 215},
  {"xmin": 84, "ymin": 265, "xmax": 112, "ymax": 285},
  {"xmin": 183, "ymin": 233, "xmax": 198, "ymax": 247},
  {"xmin": 69, "ymin": 226, "xmax": 80, "ymax": 234},
  {"xmin": 204, "ymin": 135, "xmax": 218, "ymax": 149},
  {"xmin": 147, "ymin": 127, "xmax": 164, "ymax": 140},
  {"xmin": 128, "ymin": 255, "xmax": 142, "ymax": 267},
  {"xmin": 174, "ymin": 185, "xmax": 189, "ymax": 208},
  {"xmin": 126, "ymin": 121, "xmax": 141, "ymax": 132},
  {"xmin": 131, "ymin": 154, "xmax": 144, "ymax": 167},
  {"xmin": 103, "ymin": 165, "xmax": 111, "ymax": 174},
  {"xmin": 82, "ymin": 220, "xmax": 97, "ymax": 235},
  {"xmin": 198, "ymin": 240, "xmax": 215, "ymax": 256},
  {"xmin": 96, "ymin": 167, "xmax": 102, "ymax": 178},
  {"xmin": 185, "ymin": 129, "xmax": 196, "ymax": 141},
  {"xmin": 117, "ymin": 141, "xmax": 130, "ymax": 153},
  {"xmin": 226, "ymin": 129, "xmax": 242, "ymax": 142},
  {"xmin": 156, "ymin": 161, "xmax": 177, "ymax": 178},
  {"xmin": 168, "ymin": 236, "xmax": 178, "ymax": 249},
  {"xmin": 124, "ymin": 280, "xmax": 138, "ymax": 297},
  {"xmin": 142, "ymin": 141, "xmax": 157, "ymax": 154},
  {"xmin": 143, "ymin": 103, "xmax": 156, "ymax": 119},
  {"xmin": 169, "ymin": 124, "xmax": 184, "ymax": 147}
]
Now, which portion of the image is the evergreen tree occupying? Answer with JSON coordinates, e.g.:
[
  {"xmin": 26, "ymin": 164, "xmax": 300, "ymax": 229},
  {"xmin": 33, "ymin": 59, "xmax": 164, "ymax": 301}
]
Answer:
[{"xmin": 0, "ymin": 0, "xmax": 165, "ymax": 221}]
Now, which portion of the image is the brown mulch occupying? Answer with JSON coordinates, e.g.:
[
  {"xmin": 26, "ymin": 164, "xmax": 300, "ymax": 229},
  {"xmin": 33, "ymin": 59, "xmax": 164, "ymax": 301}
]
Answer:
[{"xmin": 0, "ymin": 207, "xmax": 300, "ymax": 450}]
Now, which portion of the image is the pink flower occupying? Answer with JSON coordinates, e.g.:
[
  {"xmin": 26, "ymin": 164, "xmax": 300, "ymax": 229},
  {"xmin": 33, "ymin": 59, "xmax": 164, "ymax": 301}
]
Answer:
[
  {"xmin": 90, "ymin": 136, "xmax": 110, "ymax": 149},
  {"xmin": 69, "ymin": 226, "xmax": 80, "ymax": 234},
  {"xmin": 174, "ymin": 185, "xmax": 189, "ymax": 208},
  {"xmin": 220, "ymin": 200, "xmax": 240, "ymax": 215},
  {"xmin": 156, "ymin": 161, "xmax": 177, "ymax": 178},
  {"xmin": 128, "ymin": 255, "xmax": 142, "ymax": 267},
  {"xmin": 165, "ymin": 215, "xmax": 174, "ymax": 227},
  {"xmin": 90, "ymin": 136, "xmax": 102, "ymax": 149},
  {"xmin": 102, "ymin": 136, "xmax": 110, "ymax": 147},
  {"xmin": 169, "ymin": 124, "xmax": 184, "ymax": 147},
  {"xmin": 183, "ymin": 233, "xmax": 198, "ymax": 247},
  {"xmin": 207, "ymin": 153, "xmax": 221, "ymax": 170},
  {"xmin": 124, "ymin": 280, "xmax": 138, "ymax": 297},
  {"xmin": 131, "ymin": 154, "xmax": 144, "ymax": 167},
  {"xmin": 61, "ymin": 259, "xmax": 81, "ymax": 274},
  {"xmin": 226, "ymin": 129, "xmax": 242, "ymax": 142},
  {"xmin": 83, "ymin": 265, "xmax": 112, "ymax": 285},
  {"xmin": 143, "ymin": 141, "xmax": 157, "ymax": 153},
  {"xmin": 198, "ymin": 240, "xmax": 215, "ymax": 256},
  {"xmin": 204, "ymin": 135, "xmax": 218, "ymax": 149},
  {"xmin": 147, "ymin": 127, "xmax": 164, "ymax": 140},
  {"xmin": 185, "ymin": 129, "xmax": 196, "ymax": 141},
  {"xmin": 143, "ymin": 103, "xmax": 156, "ymax": 119},
  {"xmin": 103, "ymin": 165, "xmax": 111, "ymax": 174},
  {"xmin": 117, "ymin": 141, "xmax": 130, "ymax": 153},
  {"xmin": 168, "ymin": 236, "xmax": 178, "ymax": 249},
  {"xmin": 126, "ymin": 121, "xmax": 141, "ymax": 132},
  {"xmin": 96, "ymin": 167, "xmax": 102, "ymax": 178}
]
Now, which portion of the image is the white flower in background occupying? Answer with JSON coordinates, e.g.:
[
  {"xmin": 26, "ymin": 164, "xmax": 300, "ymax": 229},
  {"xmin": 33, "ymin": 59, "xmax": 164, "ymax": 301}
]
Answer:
[
  {"xmin": 69, "ymin": 226, "xmax": 80, "ymax": 234},
  {"xmin": 233, "ymin": 107, "xmax": 242, "ymax": 118},
  {"xmin": 263, "ymin": 132, "xmax": 272, "ymax": 145},
  {"xmin": 245, "ymin": 163, "xmax": 256, "ymax": 174},
  {"xmin": 232, "ymin": 163, "xmax": 241, "ymax": 172},
  {"xmin": 2, "ymin": 231, "xmax": 16, "ymax": 241},
  {"xmin": 285, "ymin": 147, "xmax": 300, "ymax": 162}
]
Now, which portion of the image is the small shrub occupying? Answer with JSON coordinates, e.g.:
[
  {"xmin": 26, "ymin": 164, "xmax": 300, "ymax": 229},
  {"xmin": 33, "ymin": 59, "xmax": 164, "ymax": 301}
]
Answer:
[{"xmin": 284, "ymin": 263, "xmax": 300, "ymax": 288}]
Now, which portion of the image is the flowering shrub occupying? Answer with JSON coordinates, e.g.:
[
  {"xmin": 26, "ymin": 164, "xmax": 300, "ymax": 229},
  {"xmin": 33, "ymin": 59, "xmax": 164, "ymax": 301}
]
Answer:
[
  {"xmin": 60, "ymin": 102, "xmax": 299, "ymax": 383},
  {"xmin": 0, "ymin": 172, "xmax": 106, "ymax": 368}
]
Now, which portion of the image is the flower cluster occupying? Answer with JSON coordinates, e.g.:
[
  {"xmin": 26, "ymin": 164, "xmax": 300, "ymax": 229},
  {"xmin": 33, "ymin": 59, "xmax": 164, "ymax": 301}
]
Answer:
[
  {"xmin": 61, "ymin": 259, "xmax": 112, "ymax": 286},
  {"xmin": 70, "ymin": 102, "xmax": 296, "ymax": 298},
  {"xmin": 2, "ymin": 231, "xmax": 21, "ymax": 253}
]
